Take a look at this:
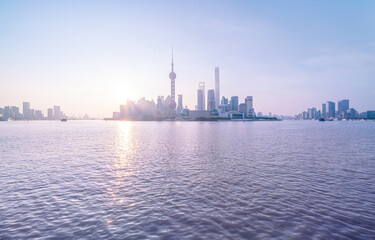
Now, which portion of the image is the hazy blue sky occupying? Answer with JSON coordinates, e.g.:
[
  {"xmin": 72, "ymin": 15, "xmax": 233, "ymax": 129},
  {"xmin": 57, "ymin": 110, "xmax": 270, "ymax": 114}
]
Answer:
[{"xmin": 1, "ymin": 0, "xmax": 374, "ymax": 117}]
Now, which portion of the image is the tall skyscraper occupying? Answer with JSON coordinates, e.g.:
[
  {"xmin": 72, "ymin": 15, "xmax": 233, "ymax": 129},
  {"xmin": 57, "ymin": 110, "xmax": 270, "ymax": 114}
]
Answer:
[
  {"xmin": 327, "ymin": 101, "xmax": 335, "ymax": 118},
  {"xmin": 310, "ymin": 107, "xmax": 317, "ymax": 119},
  {"xmin": 231, "ymin": 96, "xmax": 239, "ymax": 111},
  {"xmin": 177, "ymin": 95, "xmax": 183, "ymax": 109},
  {"xmin": 207, "ymin": 89, "xmax": 215, "ymax": 111},
  {"xmin": 322, "ymin": 103, "xmax": 326, "ymax": 118},
  {"xmin": 338, "ymin": 99, "xmax": 349, "ymax": 114},
  {"xmin": 245, "ymin": 96, "xmax": 255, "ymax": 117},
  {"xmin": 177, "ymin": 94, "xmax": 183, "ymax": 115},
  {"xmin": 197, "ymin": 82, "xmax": 205, "ymax": 110},
  {"xmin": 245, "ymin": 96, "xmax": 253, "ymax": 110},
  {"xmin": 215, "ymin": 67, "xmax": 220, "ymax": 108},
  {"xmin": 244, "ymin": 96, "xmax": 254, "ymax": 116},
  {"xmin": 23, "ymin": 102, "xmax": 30, "ymax": 120},
  {"xmin": 197, "ymin": 90, "xmax": 204, "ymax": 110},
  {"xmin": 168, "ymin": 49, "xmax": 176, "ymax": 117}
]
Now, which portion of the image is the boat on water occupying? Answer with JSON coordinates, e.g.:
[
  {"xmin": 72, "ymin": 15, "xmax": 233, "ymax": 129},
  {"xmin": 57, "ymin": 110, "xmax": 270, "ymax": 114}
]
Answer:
[
  {"xmin": 61, "ymin": 119, "xmax": 67, "ymax": 122},
  {"xmin": 319, "ymin": 118, "xmax": 334, "ymax": 122}
]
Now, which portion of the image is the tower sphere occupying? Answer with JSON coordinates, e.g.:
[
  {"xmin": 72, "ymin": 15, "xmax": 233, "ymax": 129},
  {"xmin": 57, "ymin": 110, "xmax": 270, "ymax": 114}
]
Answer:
[{"xmin": 169, "ymin": 72, "xmax": 176, "ymax": 79}]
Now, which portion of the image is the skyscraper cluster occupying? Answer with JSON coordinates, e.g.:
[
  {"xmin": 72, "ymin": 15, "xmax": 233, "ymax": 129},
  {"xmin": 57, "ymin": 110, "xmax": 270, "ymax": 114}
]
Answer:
[
  {"xmin": 192, "ymin": 67, "xmax": 256, "ymax": 119},
  {"xmin": 295, "ymin": 99, "xmax": 374, "ymax": 120},
  {"xmin": 0, "ymin": 102, "xmax": 67, "ymax": 121},
  {"xmin": 110, "ymin": 53, "xmax": 259, "ymax": 121}
]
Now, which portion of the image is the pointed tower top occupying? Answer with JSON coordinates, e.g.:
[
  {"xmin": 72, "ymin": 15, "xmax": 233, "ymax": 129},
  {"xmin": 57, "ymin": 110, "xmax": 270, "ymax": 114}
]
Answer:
[
  {"xmin": 171, "ymin": 47, "xmax": 174, "ymax": 72},
  {"xmin": 169, "ymin": 48, "xmax": 176, "ymax": 80}
]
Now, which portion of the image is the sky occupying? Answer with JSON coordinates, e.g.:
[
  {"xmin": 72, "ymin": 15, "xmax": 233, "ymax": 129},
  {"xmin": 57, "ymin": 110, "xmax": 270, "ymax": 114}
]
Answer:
[{"xmin": 1, "ymin": 0, "xmax": 375, "ymax": 118}]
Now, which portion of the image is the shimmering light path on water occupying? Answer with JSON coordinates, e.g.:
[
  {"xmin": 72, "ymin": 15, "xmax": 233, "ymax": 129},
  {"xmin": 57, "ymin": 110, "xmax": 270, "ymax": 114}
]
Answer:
[{"xmin": 1, "ymin": 121, "xmax": 375, "ymax": 239}]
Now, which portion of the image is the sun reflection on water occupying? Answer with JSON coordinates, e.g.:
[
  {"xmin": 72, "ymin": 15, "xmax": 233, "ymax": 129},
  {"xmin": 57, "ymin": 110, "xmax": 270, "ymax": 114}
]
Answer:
[{"xmin": 106, "ymin": 121, "xmax": 139, "ymax": 209}]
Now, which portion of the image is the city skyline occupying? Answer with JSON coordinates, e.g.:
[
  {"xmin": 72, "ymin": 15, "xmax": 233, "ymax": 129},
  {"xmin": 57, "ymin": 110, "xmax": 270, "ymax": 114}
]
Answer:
[{"xmin": 1, "ymin": 1, "xmax": 375, "ymax": 117}]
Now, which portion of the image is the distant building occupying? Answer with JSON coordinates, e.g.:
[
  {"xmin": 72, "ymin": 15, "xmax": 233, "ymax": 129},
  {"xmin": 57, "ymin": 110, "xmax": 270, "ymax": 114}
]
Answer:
[
  {"xmin": 230, "ymin": 96, "xmax": 238, "ymax": 111},
  {"xmin": 197, "ymin": 89, "xmax": 205, "ymax": 110},
  {"xmin": 338, "ymin": 99, "xmax": 349, "ymax": 118},
  {"xmin": 239, "ymin": 103, "xmax": 247, "ymax": 115},
  {"xmin": 53, "ymin": 106, "xmax": 61, "ymax": 120},
  {"xmin": 245, "ymin": 96, "xmax": 254, "ymax": 117},
  {"xmin": 317, "ymin": 110, "xmax": 321, "ymax": 119},
  {"xmin": 245, "ymin": 96, "xmax": 253, "ymax": 110},
  {"xmin": 309, "ymin": 107, "xmax": 317, "ymax": 119},
  {"xmin": 367, "ymin": 110, "xmax": 375, "ymax": 119},
  {"xmin": 221, "ymin": 96, "xmax": 228, "ymax": 105},
  {"xmin": 326, "ymin": 101, "xmax": 335, "ymax": 118},
  {"xmin": 10, "ymin": 106, "xmax": 20, "ymax": 119},
  {"xmin": 157, "ymin": 96, "xmax": 164, "ymax": 117},
  {"xmin": 119, "ymin": 104, "xmax": 128, "ymax": 119},
  {"xmin": 360, "ymin": 112, "xmax": 367, "ymax": 119},
  {"xmin": 322, "ymin": 103, "xmax": 326, "ymax": 118},
  {"xmin": 207, "ymin": 89, "xmax": 215, "ymax": 111},
  {"xmin": 218, "ymin": 104, "xmax": 230, "ymax": 113},
  {"xmin": 215, "ymin": 67, "xmax": 220, "ymax": 108},
  {"xmin": 177, "ymin": 94, "xmax": 183, "ymax": 115},
  {"xmin": 197, "ymin": 82, "xmax": 205, "ymax": 110},
  {"xmin": 30, "ymin": 109, "xmax": 35, "ymax": 119},
  {"xmin": 23, "ymin": 102, "xmax": 30, "ymax": 120},
  {"xmin": 338, "ymin": 99, "xmax": 349, "ymax": 114},
  {"xmin": 229, "ymin": 111, "xmax": 244, "ymax": 119},
  {"xmin": 302, "ymin": 111, "xmax": 307, "ymax": 119},
  {"xmin": 120, "ymin": 104, "xmax": 135, "ymax": 119},
  {"xmin": 113, "ymin": 112, "xmax": 120, "ymax": 120},
  {"xmin": 48, "ymin": 108, "xmax": 53, "ymax": 120},
  {"xmin": 186, "ymin": 110, "xmax": 211, "ymax": 119},
  {"xmin": 346, "ymin": 108, "xmax": 358, "ymax": 119},
  {"xmin": 35, "ymin": 110, "xmax": 43, "ymax": 120},
  {"xmin": 258, "ymin": 112, "xmax": 262, "ymax": 117},
  {"xmin": 3, "ymin": 106, "xmax": 10, "ymax": 119}
]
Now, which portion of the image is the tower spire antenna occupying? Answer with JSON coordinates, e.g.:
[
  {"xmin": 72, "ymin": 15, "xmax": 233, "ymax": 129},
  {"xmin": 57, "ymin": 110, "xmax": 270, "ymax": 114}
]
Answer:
[{"xmin": 171, "ymin": 47, "xmax": 174, "ymax": 72}]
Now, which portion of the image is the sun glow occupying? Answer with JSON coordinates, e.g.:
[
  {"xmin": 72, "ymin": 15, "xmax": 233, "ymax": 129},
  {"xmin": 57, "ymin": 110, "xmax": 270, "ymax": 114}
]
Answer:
[{"xmin": 115, "ymin": 85, "xmax": 137, "ymax": 104}]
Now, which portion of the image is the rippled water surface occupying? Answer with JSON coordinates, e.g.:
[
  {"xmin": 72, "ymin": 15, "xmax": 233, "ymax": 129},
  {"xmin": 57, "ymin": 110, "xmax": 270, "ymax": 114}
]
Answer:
[{"xmin": 1, "ymin": 120, "xmax": 375, "ymax": 239}]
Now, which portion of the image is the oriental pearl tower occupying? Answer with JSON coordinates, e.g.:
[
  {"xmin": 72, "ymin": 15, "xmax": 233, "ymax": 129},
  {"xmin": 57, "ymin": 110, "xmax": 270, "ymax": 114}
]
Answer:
[{"xmin": 168, "ymin": 49, "xmax": 177, "ymax": 117}]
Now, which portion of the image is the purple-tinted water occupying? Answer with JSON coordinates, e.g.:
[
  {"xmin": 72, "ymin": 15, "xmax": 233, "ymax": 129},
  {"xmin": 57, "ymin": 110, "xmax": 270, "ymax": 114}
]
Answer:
[{"xmin": 1, "ymin": 120, "xmax": 374, "ymax": 239}]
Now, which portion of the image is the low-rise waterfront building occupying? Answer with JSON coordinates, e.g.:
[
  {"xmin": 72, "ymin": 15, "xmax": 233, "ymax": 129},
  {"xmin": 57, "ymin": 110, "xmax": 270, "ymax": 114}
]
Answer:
[{"xmin": 366, "ymin": 110, "xmax": 375, "ymax": 119}]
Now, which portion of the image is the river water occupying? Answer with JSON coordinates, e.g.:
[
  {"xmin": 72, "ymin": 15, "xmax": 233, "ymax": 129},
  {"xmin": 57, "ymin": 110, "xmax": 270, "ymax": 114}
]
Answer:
[{"xmin": 0, "ymin": 120, "xmax": 374, "ymax": 239}]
